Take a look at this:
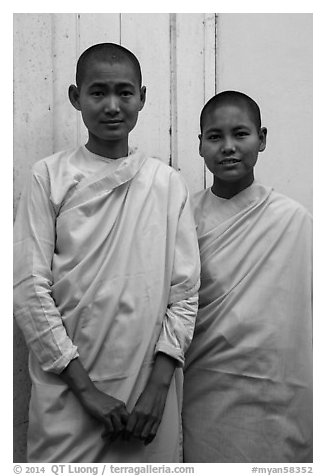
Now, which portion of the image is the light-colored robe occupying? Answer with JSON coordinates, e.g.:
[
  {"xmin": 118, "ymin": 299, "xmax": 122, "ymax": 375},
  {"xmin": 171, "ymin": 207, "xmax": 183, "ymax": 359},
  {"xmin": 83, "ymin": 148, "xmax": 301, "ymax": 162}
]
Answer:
[
  {"xmin": 182, "ymin": 181, "xmax": 312, "ymax": 463},
  {"xmin": 14, "ymin": 146, "xmax": 200, "ymax": 463}
]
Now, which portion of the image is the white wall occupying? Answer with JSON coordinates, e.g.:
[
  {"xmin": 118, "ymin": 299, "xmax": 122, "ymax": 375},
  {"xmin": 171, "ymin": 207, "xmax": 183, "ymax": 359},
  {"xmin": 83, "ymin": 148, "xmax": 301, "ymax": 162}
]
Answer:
[
  {"xmin": 13, "ymin": 13, "xmax": 312, "ymax": 213},
  {"xmin": 215, "ymin": 13, "xmax": 313, "ymax": 211}
]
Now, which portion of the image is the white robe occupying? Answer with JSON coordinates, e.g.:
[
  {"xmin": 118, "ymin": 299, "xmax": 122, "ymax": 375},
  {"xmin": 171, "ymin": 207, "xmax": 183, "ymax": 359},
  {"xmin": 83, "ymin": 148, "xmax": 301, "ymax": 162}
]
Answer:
[
  {"xmin": 183, "ymin": 182, "xmax": 312, "ymax": 463},
  {"xmin": 14, "ymin": 146, "xmax": 200, "ymax": 463}
]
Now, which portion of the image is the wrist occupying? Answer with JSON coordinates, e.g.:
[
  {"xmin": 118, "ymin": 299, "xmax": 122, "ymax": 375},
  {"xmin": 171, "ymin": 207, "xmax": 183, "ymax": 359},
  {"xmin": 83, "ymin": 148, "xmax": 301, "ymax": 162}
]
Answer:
[
  {"xmin": 147, "ymin": 353, "xmax": 177, "ymax": 388},
  {"xmin": 60, "ymin": 358, "xmax": 96, "ymax": 402},
  {"xmin": 147, "ymin": 374, "xmax": 172, "ymax": 390}
]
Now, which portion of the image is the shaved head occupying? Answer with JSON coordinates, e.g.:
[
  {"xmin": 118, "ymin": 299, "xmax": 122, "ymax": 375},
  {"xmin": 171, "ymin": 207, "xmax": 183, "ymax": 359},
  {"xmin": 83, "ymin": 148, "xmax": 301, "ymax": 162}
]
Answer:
[
  {"xmin": 76, "ymin": 43, "xmax": 142, "ymax": 89},
  {"xmin": 200, "ymin": 90, "xmax": 262, "ymax": 133}
]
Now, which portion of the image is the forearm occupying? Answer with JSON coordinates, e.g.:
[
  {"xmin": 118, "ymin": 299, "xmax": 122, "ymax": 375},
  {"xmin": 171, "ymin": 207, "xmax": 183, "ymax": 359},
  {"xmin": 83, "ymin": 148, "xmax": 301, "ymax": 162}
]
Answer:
[
  {"xmin": 60, "ymin": 357, "xmax": 129, "ymax": 435},
  {"xmin": 14, "ymin": 168, "xmax": 78, "ymax": 374},
  {"xmin": 14, "ymin": 272, "xmax": 79, "ymax": 373},
  {"xmin": 147, "ymin": 352, "xmax": 178, "ymax": 389},
  {"xmin": 125, "ymin": 352, "xmax": 178, "ymax": 444},
  {"xmin": 59, "ymin": 357, "xmax": 95, "ymax": 404}
]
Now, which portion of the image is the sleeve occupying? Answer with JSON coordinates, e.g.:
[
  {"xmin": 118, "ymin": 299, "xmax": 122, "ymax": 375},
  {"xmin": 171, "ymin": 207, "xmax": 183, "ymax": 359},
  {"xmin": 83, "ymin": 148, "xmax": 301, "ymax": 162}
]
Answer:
[
  {"xmin": 168, "ymin": 172, "xmax": 201, "ymax": 305},
  {"xmin": 154, "ymin": 294, "xmax": 199, "ymax": 367},
  {"xmin": 154, "ymin": 170, "xmax": 201, "ymax": 367},
  {"xmin": 13, "ymin": 165, "xmax": 79, "ymax": 374}
]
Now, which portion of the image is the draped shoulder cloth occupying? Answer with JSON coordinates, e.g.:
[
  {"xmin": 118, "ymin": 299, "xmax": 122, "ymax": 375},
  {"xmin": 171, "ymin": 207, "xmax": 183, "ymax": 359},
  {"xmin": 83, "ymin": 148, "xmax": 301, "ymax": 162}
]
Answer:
[
  {"xmin": 14, "ymin": 146, "xmax": 200, "ymax": 462},
  {"xmin": 183, "ymin": 182, "xmax": 312, "ymax": 463}
]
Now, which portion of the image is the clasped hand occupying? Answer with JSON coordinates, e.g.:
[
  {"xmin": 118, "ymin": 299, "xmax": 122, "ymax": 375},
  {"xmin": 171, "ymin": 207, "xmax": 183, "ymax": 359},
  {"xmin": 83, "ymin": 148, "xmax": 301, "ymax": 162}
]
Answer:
[{"xmin": 84, "ymin": 382, "xmax": 169, "ymax": 446}]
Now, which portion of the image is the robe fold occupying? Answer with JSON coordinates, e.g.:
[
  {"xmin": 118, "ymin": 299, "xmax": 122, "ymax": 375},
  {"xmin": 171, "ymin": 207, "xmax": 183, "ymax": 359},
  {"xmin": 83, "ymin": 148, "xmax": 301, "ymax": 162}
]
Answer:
[
  {"xmin": 183, "ymin": 181, "xmax": 312, "ymax": 463},
  {"xmin": 14, "ymin": 146, "xmax": 200, "ymax": 463}
]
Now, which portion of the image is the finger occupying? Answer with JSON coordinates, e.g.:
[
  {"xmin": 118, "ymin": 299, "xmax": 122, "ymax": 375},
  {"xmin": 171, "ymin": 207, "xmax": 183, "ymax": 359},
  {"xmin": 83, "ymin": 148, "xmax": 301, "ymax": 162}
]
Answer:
[
  {"xmin": 102, "ymin": 427, "xmax": 115, "ymax": 439},
  {"xmin": 120, "ymin": 409, "xmax": 129, "ymax": 425},
  {"xmin": 102, "ymin": 429, "xmax": 120, "ymax": 442},
  {"xmin": 144, "ymin": 420, "xmax": 160, "ymax": 446},
  {"xmin": 144, "ymin": 433, "xmax": 156, "ymax": 445},
  {"xmin": 131, "ymin": 413, "xmax": 148, "ymax": 440},
  {"xmin": 123, "ymin": 412, "xmax": 138, "ymax": 441},
  {"xmin": 101, "ymin": 418, "xmax": 114, "ymax": 439},
  {"xmin": 139, "ymin": 419, "xmax": 154, "ymax": 441},
  {"xmin": 111, "ymin": 413, "xmax": 125, "ymax": 434},
  {"xmin": 102, "ymin": 411, "xmax": 129, "ymax": 441}
]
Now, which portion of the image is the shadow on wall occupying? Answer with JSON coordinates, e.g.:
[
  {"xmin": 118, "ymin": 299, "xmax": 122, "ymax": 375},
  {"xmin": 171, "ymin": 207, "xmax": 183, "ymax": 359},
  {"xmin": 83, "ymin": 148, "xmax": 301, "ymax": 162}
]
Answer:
[{"xmin": 13, "ymin": 321, "xmax": 31, "ymax": 462}]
